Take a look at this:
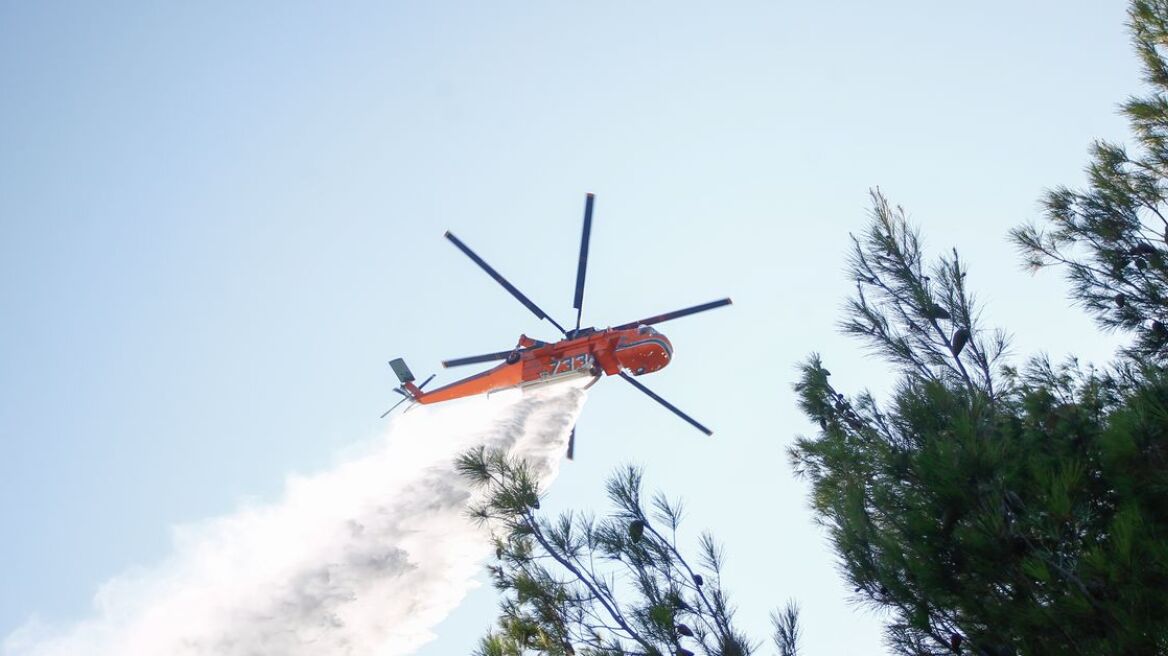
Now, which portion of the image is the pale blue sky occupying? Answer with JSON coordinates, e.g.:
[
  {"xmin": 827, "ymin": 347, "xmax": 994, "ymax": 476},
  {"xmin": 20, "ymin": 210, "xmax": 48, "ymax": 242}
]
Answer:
[{"xmin": 0, "ymin": 1, "xmax": 1139, "ymax": 653}]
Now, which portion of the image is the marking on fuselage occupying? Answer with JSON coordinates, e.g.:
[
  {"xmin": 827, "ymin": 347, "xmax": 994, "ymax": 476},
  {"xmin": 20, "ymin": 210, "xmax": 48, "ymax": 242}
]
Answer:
[{"xmin": 541, "ymin": 353, "xmax": 594, "ymax": 380}]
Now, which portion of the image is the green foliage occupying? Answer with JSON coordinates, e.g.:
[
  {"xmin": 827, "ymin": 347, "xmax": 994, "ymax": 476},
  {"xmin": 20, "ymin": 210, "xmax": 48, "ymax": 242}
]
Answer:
[
  {"xmin": 1012, "ymin": 0, "xmax": 1168, "ymax": 359},
  {"xmin": 845, "ymin": 191, "xmax": 1009, "ymax": 396},
  {"xmin": 791, "ymin": 4, "xmax": 1168, "ymax": 652},
  {"xmin": 458, "ymin": 447, "xmax": 801, "ymax": 656},
  {"xmin": 770, "ymin": 604, "xmax": 800, "ymax": 656},
  {"xmin": 790, "ymin": 193, "xmax": 1168, "ymax": 654}
]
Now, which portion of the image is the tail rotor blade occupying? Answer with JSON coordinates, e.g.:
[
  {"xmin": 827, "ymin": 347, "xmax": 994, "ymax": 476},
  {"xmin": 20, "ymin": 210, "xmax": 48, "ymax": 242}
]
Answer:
[
  {"xmin": 382, "ymin": 374, "xmax": 435, "ymax": 418},
  {"xmin": 380, "ymin": 395, "xmax": 411, "ymax": 419},
  {"xmin": 618, "ymin": 371, "xmax": 713, "ymax": 436},
  {"xmin": 614, "ymin": 298, "xmax": 733, "ymax": 330},
  {"xmin": 445, "ymin": 231, "xmax": 567, "ymax": 335},
  {"xmin": 572, "ymin": 193, "xmax": 595, "ymax": 332}
]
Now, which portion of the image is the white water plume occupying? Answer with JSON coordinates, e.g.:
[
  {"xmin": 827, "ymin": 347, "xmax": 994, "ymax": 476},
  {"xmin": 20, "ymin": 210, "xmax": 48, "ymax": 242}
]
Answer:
[{"xmin": 3, "ymin": 386, "xmax": 586, "ymax": 656}]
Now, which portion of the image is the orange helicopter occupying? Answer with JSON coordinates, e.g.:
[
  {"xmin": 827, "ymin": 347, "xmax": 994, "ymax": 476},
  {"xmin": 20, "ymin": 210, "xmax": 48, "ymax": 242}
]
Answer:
[{"xmin": 383, "ymin": 193, "xmax": 731, "ymax": 458}]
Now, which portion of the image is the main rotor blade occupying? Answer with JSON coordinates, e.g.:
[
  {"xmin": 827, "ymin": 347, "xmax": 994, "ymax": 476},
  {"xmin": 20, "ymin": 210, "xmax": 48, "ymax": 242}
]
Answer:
[
  {"xmin": 572, "ymin": 193, "xmax": 595, "ymax": 332},
  {"xmin": 445, "ymin": 231, "xmax": 567, "ymax": 335},
  {"xmin": 618, "ymin": 371, "xmax": 713, "ymax": 436},
  {"xmin": 613, "ymin": 298, "xmax": 733, "ymax": 330},
  {"xmin": 441, "ymin": 349, "xmax": 515, "ymax": 368}
]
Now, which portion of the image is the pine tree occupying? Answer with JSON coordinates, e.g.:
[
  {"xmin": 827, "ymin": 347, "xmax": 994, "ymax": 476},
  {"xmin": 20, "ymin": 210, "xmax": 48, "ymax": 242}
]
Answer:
[
  {"xmin": 456, "ymin": 447, "xmax": 801, "ymax": 656},
  {"xmin": 789, "ymin": 193, "xmax": 1168, "ymax": 655},
  {"xmin": 791, "ymin": 3, "xmax": 1168, "ymax": 652}
]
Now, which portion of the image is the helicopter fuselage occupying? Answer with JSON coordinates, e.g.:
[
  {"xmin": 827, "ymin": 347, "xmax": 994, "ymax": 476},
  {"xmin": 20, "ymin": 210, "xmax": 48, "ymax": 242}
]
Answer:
[{"xmin": 407, "ymin": 326, "xmax": 673, "ymax": 404}]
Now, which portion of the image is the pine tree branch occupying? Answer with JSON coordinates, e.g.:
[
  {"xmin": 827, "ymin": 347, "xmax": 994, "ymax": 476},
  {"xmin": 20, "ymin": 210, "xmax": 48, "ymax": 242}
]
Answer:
[{"xmin": 521, "ymin": 510, "xmax": 649, "ymax": 651}]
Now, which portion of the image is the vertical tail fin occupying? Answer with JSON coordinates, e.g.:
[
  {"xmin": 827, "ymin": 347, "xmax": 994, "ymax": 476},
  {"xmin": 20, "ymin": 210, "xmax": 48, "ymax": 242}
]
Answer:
[{"xmin": 389, "ymin": 358, "xmax": 415, "ymax": 384}]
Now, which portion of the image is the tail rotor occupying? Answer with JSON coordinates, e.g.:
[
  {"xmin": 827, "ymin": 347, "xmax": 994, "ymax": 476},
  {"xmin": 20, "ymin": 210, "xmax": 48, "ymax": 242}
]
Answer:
[{"xmin": 380, "ymin": 360, "xmax": 434, "ymax": 418}]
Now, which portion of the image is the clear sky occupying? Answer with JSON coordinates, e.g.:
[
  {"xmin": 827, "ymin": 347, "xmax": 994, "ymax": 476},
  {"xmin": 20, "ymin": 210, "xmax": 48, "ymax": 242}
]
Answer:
[{"xmin": 0, "ymin": 1, "xmax": 1140, "ymax": 653}]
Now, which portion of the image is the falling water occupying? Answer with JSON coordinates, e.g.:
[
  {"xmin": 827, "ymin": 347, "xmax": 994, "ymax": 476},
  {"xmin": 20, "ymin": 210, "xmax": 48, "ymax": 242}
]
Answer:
[{"xmin": 3, "ymin": 386, "xmax": 585, "ymax": 656}]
